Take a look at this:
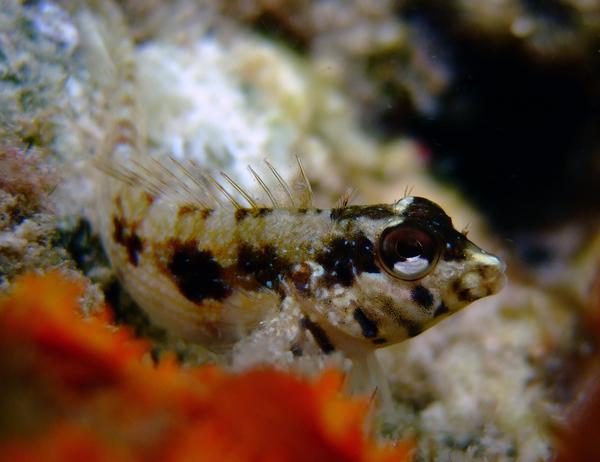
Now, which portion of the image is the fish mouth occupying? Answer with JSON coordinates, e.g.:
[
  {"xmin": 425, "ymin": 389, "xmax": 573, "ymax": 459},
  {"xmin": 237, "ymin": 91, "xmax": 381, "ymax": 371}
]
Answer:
[
  {"xmin": 485, "ymin": 269, "xmax": 507, "ymax": 296},
  {"xmin": 478, "ymin": 253, "xmax": 507, "ymax": 295},
  {"xmin": 482, "ymin": 254, "xmax": 506, "ymax": 295},
  {"xmin": 453, "ymin": 251, "xmax": 507, "ymax": 303}
]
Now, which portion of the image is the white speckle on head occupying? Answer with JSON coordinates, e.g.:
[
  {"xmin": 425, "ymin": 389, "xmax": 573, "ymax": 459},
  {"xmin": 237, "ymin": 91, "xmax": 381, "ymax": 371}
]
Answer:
[
  {"xmin": 471, "ymin": 252, "xmax": 505, "ymax": 272},
  {"xmin": 471, "ymin": 253, "xmax": 503, "ymax": 266},
  {"xmin": 307, "ymin": 261, "xmax": 324, "ymax": 282},
  {"xmin": 393, "ymin": 196, "xmax": 414, "ymax": 215},
  {"xmin": 461, "ymin": 271, "xmax": 483, "ymax": 289}
]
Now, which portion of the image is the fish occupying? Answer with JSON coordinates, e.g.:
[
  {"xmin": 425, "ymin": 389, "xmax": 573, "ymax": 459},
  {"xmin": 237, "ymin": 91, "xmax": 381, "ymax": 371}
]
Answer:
[
  {"xmin": 80, "ymin": 0, "xmax": 506, "ymax": 400},
  {"xmin": 100, "ymin": 171, "xmax": 506, "ymax": 360}
]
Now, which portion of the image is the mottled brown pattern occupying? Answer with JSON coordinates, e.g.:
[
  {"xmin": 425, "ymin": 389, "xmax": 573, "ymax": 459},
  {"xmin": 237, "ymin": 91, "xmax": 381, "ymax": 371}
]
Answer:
[
  {"xmin": 144, "ymin": 192, "xmax": 156, "ymax": 205},
  {"xmin": 411, "ymin": 285, "xmax": 434, "ymax": 309},
  {"xmin": 200, "ymin": 208, "xmax": 214, "ymax": 219},
  {"xmin": 113, "ymin": 119, "xmax": 137, "ymax": 145},
  {"xmin": 112, "ymin": 215, "xmax": 143, "ymax": 266},
  {"xmin": 434, "ymin": 302, "xmax": 449, "ymax": 317},
  {"xmin": 353, "ymin": 307, "xmax": 379, "ymax": 338},
  {"xmin": 330, "ymin": 204, "xmax": 395, "ymax": 221},
  {"xmin": 301, "ymin": 317, "xmax": 335, "ymax": 354},
  {"xmin": 460, "ymin": 287, "xmax": 490, "ymax": 302},
  {"xmin": 378, "ymin": 296, "xmax": 423, "ymax": 337},
  {"xmin": 451, "ymin": 279, "xmax": 472, "ymax": 302},
  {"xmin": 236, "ymin": 243, "xmax": 291, "ymax": 294},
  {"xmin": 315, "ymin": 231, "xmax": 379, "ymax": 287},
  {"xmin": 177, "ymin": 204, "xmax": 199, "ymax": 217},
  {"xmin": 290, "ymin": 263, "xmax": 312, "ymax": 293},
  {"xmin": 235, "ymin": 207, "xmax": 273, "ymax": 221},
  {"xmin": 234, "ymin": 208, "xmax": 248, "ymax": 221}
]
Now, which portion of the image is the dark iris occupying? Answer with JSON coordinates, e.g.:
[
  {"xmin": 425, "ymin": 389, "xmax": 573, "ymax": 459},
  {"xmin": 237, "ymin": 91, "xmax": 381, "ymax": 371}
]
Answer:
[{"xmin": 378, "ymin": 223, "xmax": 440, "ymax": 280}]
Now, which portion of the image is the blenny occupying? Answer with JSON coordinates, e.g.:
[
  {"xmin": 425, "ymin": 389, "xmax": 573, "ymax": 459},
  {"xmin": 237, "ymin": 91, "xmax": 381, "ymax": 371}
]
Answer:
[
  {"xmin": 83, "ymin": 1, "xmax": 505, "ymax": 397},
  {"xmin": 100, "ymin": 172, "xmax": 505, "ymax": 357}
]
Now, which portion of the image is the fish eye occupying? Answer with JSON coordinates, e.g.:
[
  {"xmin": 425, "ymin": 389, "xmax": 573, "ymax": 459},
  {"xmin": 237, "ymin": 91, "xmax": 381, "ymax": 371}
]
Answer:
[{"xmin": 378, "ymin": 223, "xmax": 440, "ymax": 280}]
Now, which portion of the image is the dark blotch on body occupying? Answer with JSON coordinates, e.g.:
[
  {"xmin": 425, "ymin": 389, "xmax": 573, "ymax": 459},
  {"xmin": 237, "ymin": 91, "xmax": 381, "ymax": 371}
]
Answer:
[
  {"xmin": 125, "ymin": 233, "xmax": 143, "ymax": 266},
  {"xmin": 316, "ymin": 232, "xmax": 379, "ymax": 287},
  {"xmin": 290, "ymin": 343, "xmax": 303, "ymax": 357},
  {"xmin": 301, "ymin": 317, "xmax": 335, "ymax": 354},
  {"xmin": 403, "ymin": 319, "xmax": 423, "ymax": 337},
  {"xmin": 200, "ymin": 208, "xmax": 214, "ymax": 219},
  {"xmin": 235, "ymin": 207, "xmax": 273, "ymax": 221},
  {"xmin": 112, "ymin": 216, "xmax": 144, "ymax": 266},
  {"xmin": 434, "ymin": 302, "xmax": 450, "ymax": 317},
  {"xmin": 372, "ymin": 338, "xmax": 387, "ymax": 345},
  {"xmin": 177, "ymin": 205, "xmax": 199, "ymax": 218},
  {"xmin": 388, "ymin": 311, "xmax": 422, "ymax": 337},
  {"xmin": 253, "ymin": 207, "xmax": 273, "ymax": 217},
  {"xmin": 114, "ymin": 196, "xmax": 124, "ymax": 213},
  {"xmin": 330, "ymin": 205, "xmax": 395, "ymax": 222},
  {"xmin": 237, "ymin": 243, "xmax": 291, "ymax": 293},
  {"xmin": 290, "ymin": 263, "xmax": 312, "ymax": 293},
  {"xmin": 452, "ymin": 279, "xmax": 479, "ymax": 302},
  {"xmin": 113, "ymin": 216, "xmax": 125, "ymax": 244},
  {"xmin": 379, "ymin": 296, "xmax": 422, "ymax": 337},
  {"xmin": 458, "ymin": 289, "xmax": 480, "ymax": 302},
  {"xmin": 353, "ymin": 308, "xmax": 379, "ymax": 338},
  {"xmin": 167, "ymin": 241, "xmax": 231, "ymax": 303},
  {"xmin": 235, "ymin": 208, "xmax": 248, "ymax": 221},
  {"xmin": 411, "ymin": 285, "xmax": 434, "ymax": 309},
  {"xmin": 144, "ymin": 192, "xmax": 156, "ymax": 205}
]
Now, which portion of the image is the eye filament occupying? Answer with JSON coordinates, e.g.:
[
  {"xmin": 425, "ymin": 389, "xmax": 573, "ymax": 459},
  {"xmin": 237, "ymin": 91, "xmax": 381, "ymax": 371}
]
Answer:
[{"xmin": 378, "ymin": 223, "xmax": 440, "ymax": 280}]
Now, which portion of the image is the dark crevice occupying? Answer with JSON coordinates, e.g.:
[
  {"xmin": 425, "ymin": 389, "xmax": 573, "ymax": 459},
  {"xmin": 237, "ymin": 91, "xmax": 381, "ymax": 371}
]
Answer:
[{"xmin": 366, "ymin": 3, "xmax": 600, "ymax": 233}]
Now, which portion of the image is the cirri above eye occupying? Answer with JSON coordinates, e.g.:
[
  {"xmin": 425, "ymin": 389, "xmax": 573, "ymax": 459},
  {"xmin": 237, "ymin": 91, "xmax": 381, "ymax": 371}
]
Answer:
[{"xmin": 378, "ymin": 222, "xmax": 440, "ymax": 280}]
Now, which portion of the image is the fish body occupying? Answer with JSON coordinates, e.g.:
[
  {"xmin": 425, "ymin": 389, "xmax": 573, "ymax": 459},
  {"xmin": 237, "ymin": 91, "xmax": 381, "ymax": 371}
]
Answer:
[
  {"xmin": 101, "ymin": 175, "xmax": 505, "ymax": 361},
  {"xmin": 83, "ymin": 1, "xmax": 505, "ymax": 376}
]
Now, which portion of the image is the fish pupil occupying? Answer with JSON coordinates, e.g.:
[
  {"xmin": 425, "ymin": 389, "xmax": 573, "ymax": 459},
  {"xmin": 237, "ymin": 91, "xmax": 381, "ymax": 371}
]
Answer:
[{"xmin": 395, "ymin": 238, "xmax": 424, "ymax": 261}]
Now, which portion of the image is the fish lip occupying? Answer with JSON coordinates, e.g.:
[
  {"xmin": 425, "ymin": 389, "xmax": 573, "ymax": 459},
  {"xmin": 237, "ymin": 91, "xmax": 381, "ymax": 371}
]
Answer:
[
  {"xmin": 486, "ymin": 261, "xmax": 507, "ymax": 295},
  {"xmin": 490, "ymin": 271, "xmax": 507, "ymax": 294},
  {"xmin": 496, "ymin": 256, "xmax": 507, "ymax": 275},
  {"xmin": 491, "ymin": 255, "xmax": 507, "ymax": 292},
  {"xmin": 465, "ymin": 252, "xmax": 507, "ymax": 297}
]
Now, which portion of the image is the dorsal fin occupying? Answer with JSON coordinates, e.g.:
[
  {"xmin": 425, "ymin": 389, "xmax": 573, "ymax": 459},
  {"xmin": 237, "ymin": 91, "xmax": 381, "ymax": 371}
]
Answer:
[
  {"xmin": 336, "ymin": 188, "xmax": 356, "ymax": 208},
  {"xmin": 295, "ymin": 155, "xmax": 313, "ymax": 208},
  {"xmin": 402, "ymin": 185, "xmax": 415, "ymax": 199},
  {"xmin": 264, "ymin": 159, "xmax": 296, "ymax": 208},
  {"xmin": 203, "ymin": 172, "xmax": 243, "ymax": 210},
  {"xmin": 248, "ymin": 164, "xmax": 279, "ymax": 208},
  {"xmin": 98, "ymin": 148, "xmax": 317, "ymax": 212}
]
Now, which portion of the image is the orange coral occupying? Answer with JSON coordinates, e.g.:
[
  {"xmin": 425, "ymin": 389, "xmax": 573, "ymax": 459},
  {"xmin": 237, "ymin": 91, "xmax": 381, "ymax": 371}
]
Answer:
[{"xmin": 0, "ymin": 272, "xmax": 413, "ymax": 462}]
